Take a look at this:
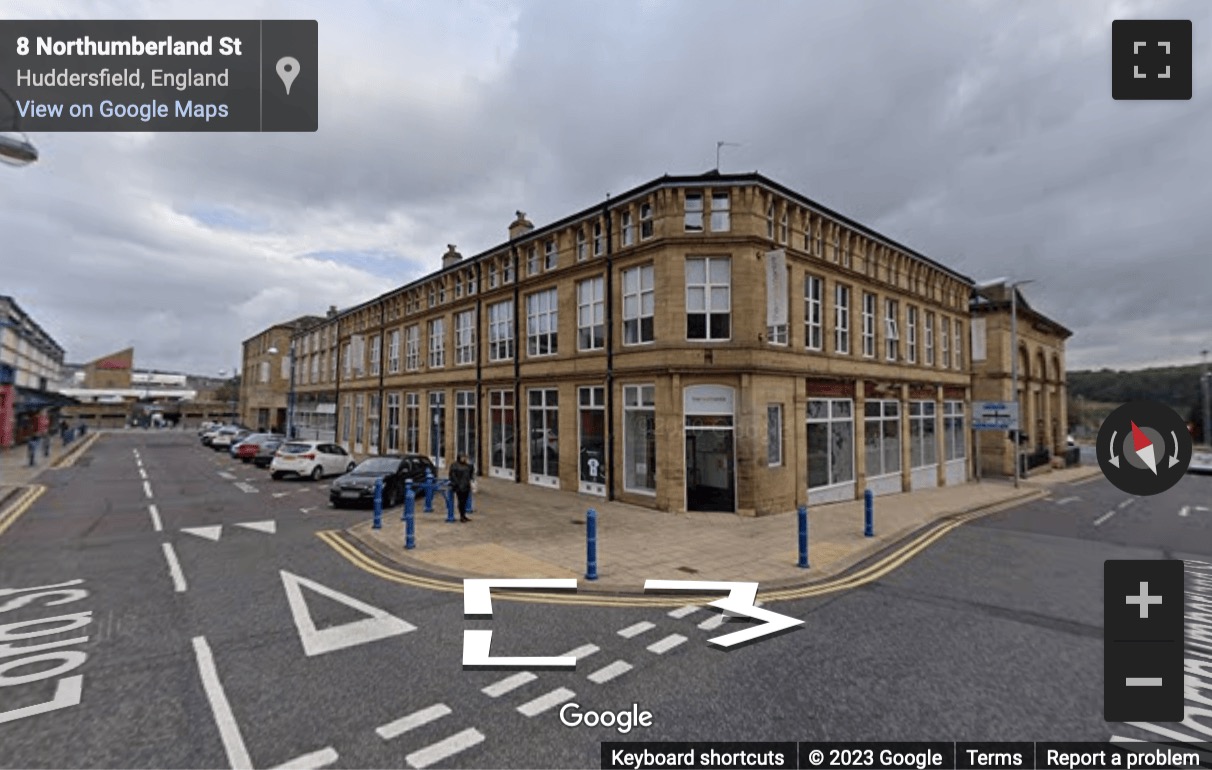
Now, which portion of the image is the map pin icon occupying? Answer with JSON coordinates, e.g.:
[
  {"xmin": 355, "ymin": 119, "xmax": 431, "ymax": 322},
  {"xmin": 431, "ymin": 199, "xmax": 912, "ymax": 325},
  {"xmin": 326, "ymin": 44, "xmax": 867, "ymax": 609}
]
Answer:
[{"xmin": 276, "ymin": 56, "xmax": 300, "ymax": 95}]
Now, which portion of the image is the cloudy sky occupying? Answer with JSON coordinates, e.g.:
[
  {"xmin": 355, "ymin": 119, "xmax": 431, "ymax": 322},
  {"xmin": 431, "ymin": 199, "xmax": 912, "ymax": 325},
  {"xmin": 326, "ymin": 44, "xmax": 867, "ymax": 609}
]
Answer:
[{"xmin": 2, "ymin": 0, "xmax": 1208, "ymax": 375}]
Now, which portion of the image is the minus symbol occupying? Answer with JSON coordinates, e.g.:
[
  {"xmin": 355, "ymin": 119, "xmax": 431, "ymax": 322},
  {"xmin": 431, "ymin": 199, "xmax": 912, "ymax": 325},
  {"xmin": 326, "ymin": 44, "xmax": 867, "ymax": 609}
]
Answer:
[{"xmin": 1126, "ymin": 677, "xmax": 1163, "ymax": 686}]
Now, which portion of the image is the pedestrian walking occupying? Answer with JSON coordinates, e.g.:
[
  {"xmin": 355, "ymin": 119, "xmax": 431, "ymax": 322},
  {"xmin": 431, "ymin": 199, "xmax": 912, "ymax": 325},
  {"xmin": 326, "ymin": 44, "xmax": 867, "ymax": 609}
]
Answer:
[
  {"xmin": 27, "ymin": 435, "xmax": 38, "ymax": 466},
  {"xmin": 448, "ymin": 453, "xmax": 475, "ymax": 522}
]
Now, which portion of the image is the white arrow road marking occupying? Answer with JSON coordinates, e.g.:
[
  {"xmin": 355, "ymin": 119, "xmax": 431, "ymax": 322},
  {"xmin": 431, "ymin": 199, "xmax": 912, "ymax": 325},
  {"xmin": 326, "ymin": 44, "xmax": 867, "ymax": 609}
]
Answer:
[
  {"xmin": 280, "ymin": 571, "xmax": 416, "ymax": 657},
  {"xmin": 405, "ymin": 728, "xmax": 485, "ymax": 770},
  {"xmin": 269, "ymin": 747, "xmax": 338, "ymax": 770},
  {"xmin": 272, "ymin": 492, "xmax": 292, "ymax": 498},
  {"xmin": 234, "ymin": 482, "xmax": 258, "ymax": 494},
  {"xmin": 1180, "ymin": 506, "xmax": 1211, "ymax": 517},
  {"xmin": 192, "ymin": 636, "xmax": 252, "ymax": 770},
  {"xmin": 644, "ymin": 580, "xmax": 802, "ymax": 648},
  {"xmin": 1093, "ymin": 510, "xmax": 1117, "ymax": 526},
  {"xmin": 182, "ymin": 525, "xmax": 223, "ymax": 542},
  {"xmin": 218, "ymin": 472, "xmax": 236, "ymax": 480},
  {"xmin": 376, "ymin": 703, "xmax": 450, "ymax": 740},
  {"xmin": 235, "ymin": 520, "xmax": 276, "ymax": 534},
  {"xmin": 1055, "ymin": 496, "xmax": 1080, "ymax": 506}
]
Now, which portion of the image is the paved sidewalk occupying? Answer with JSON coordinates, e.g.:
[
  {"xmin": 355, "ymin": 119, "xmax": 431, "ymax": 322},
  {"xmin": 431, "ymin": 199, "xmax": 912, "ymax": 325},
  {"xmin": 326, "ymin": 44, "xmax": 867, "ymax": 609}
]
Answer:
[
  {"xmin": 347, "ymin": 464, "xmax": 1104, "ymax": 594},
  {"xmin": 0, "ymin": 432, "xmax": 99, "ymax": 509}
]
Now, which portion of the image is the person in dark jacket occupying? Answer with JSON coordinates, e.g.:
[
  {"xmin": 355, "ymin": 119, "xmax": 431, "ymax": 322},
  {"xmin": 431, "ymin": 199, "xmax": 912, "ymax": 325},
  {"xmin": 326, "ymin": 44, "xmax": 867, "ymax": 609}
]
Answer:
[{"xmin": 448, "ymin": 453, "xmax": 474, "ymax": 522}]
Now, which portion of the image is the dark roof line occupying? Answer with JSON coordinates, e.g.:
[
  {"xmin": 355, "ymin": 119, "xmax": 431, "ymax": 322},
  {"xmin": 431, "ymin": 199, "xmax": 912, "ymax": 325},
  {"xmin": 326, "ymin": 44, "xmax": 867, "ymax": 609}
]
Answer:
[{"xmin": 297, "ymin": 169, "xmax": 975, "ymax": 325}]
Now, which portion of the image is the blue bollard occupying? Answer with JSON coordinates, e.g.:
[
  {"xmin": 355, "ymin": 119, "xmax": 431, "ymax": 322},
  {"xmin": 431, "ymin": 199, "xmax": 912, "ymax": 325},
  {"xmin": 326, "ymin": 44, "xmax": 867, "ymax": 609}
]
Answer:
[
  {"xmin": 585, "ymin": 508, "xmax": 598, "ymax": 580},
  {"xmin": 372, "ymin": 478, "xmax": 383, "ymax": 529},
  {"xmin": 797, "ymin": 504, "xmax": 809, "ymax": 568},
  {"xmin": 403, "ymin": 480, "xmax": 414, "ymax": 521},
  {"xmin": 444, "ymin": 485, "xmax": 456, "ymax": 522},
  {"xmin": 405, "ymin": 503, "xmax": 416, "ymax": 550},
  {"xmin": 423, "ymin": 470, "xmax": 435, "ymax": 512},
  {"xmin": 864, "ymin": 489, "xmax": 874, "ymax": 537}
]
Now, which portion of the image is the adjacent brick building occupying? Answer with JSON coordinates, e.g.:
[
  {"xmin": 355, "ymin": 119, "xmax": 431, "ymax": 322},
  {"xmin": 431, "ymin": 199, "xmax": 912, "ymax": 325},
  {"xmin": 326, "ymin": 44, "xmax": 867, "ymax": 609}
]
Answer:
[{"xmin": 278, "ymin": 170, "xmax": 1022, "ymax": 515}]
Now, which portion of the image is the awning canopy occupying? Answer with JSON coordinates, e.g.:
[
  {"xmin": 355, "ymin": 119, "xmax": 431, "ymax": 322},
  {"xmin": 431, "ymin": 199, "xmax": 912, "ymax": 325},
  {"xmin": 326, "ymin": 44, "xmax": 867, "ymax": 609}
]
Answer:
[{"xmin": 14, "ymin": 387, "xmax": 80, "ymax": 413}]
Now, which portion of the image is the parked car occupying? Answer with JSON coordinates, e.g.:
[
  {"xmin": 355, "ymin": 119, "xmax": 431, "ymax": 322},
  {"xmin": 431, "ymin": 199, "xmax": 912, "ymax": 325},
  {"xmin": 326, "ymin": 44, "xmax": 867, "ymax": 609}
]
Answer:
[
  {"xmin": 1190, "ymin": 448, "xmax": 1212, "ymax": 475},
  {"xmin": 329, "ymin": 454, "xmax": 438, "ymax": 508},
  {"xmin": 233, "ymin": 433, "xmax": 282, "ymax": 462},
  {"xmin": 201, "ymin": 425, "xmax": 232, "ymax": 447},
  {"xmin": 211, "ymin": 427, "xmax": 249, "ymax": 451},
  {"xmin": 252, "ymin": 436, "xmax": 287, "ymax": 468},
  {"xmin": 270, "ymin": 441, "xmax": 354, "ymax": 480}
]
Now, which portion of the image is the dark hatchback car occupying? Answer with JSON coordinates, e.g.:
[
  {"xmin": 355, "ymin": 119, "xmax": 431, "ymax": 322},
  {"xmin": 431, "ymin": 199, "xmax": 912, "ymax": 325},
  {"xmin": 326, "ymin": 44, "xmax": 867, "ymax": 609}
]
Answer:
[{"xmin": 329, "ymin": 454, "xmax": 438, "ymax": 509}]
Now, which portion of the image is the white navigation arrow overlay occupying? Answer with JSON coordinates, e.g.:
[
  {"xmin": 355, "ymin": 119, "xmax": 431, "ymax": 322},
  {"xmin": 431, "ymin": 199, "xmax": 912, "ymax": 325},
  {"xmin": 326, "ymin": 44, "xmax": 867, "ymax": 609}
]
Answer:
[
  {"xmin": 280, "ymin": 571, "xmax": 416, "ymax": 657},
  {"xmin": 1109, "ymin": 430, "xmax": 1120, "ymax": 468},
  {"xmin": 644, "ymin": 580, "xmax": 803, "ymax": 649},
  {"xmin": 235, "ymin": 520, "xmax": 276, "ymax": 534},
  {"xmin": 182, "ymin": 525, "xmax": 223, "ymax": 542},
  {"xmin": 1169, "ymin": 431, "xmax": 1181, "ymax": 468}
]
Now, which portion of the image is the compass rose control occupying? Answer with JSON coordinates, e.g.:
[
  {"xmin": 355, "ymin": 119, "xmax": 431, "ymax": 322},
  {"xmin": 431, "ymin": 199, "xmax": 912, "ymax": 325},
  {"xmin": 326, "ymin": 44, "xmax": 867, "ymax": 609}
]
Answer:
[{"xmin": 1096, "ymin": 401, "xmax": 1192, "ymax": 495}]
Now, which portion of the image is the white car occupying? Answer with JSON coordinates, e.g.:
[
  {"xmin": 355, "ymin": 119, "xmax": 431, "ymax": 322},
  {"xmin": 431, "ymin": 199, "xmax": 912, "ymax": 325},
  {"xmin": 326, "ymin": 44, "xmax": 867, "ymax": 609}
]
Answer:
[
  {"xmin": 270, "ymin": 441, "xmax": 355, "ymax": 481},
  {"xmin": 1190, "ymin": 448, "xmax": 1212, "ymax": 475},
  {"xmin": 209, "ymin": 428, "xmax": 248, "ymax": 450}
]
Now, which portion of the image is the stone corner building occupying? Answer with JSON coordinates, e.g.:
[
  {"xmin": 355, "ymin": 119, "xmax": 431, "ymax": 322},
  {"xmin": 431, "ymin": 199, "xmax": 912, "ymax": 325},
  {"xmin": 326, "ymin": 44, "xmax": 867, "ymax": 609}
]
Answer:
[
  {"xmin": 969, "ymin": 281, "xmax": 1072, "ymax": 478},
  {"xmin": 240, "ymin": 315, "xmax": 325, "ymax": 432},
  {"xmin": 270, "ymin": 170, "xmax": 1071, "ymax": 515}
]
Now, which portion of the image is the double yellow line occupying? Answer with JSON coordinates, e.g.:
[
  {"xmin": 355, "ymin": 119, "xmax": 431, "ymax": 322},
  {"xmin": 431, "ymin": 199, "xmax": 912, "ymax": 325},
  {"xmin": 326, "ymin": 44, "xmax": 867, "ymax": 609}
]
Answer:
[
  {"xmin": 0, "ymin": 485, "xmax": 48, "ymax": 540},
  {"xmin": 50, "ymin": 431, "xmax": 101, "ymax": 469},
  {"xmin": 316, "ymin": 490, "xmax": 1044, "ymax": 607}
]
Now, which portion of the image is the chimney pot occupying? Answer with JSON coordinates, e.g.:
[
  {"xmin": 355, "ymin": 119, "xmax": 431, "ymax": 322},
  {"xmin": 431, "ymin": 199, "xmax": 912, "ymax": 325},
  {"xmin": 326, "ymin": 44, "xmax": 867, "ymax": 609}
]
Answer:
[
  {"xmin": 509, "ymin": 211, "xmax": 534, "ymax": 239},
  {"xmin": 442, "ymin": 244, "xmax": 463, "ymax": 269}
]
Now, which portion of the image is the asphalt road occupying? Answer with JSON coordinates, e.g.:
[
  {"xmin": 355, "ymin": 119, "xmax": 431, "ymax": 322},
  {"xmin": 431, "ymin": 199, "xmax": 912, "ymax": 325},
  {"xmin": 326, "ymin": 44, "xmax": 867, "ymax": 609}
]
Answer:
[{"xmin": 0, "ymin": 431, "xmax": 1209, "ymax": 769}]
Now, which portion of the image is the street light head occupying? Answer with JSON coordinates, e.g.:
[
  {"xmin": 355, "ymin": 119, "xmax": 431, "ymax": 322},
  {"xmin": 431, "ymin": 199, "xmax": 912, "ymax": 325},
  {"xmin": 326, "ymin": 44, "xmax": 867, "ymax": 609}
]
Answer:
[
  {"xmin": 0, "ymin": 131, "xmax": 38, "ymax": 167},
  {"xmin": 267, "ymin": 347, "xmax": 279, "ymax": 355}
]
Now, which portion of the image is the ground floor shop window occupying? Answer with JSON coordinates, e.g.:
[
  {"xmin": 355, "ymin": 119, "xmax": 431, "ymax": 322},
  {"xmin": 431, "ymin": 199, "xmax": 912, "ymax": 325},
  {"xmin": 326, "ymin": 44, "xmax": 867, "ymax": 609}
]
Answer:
[
  {"xmin": 864, "ymin": 399, "xmax": 901, "ymax": 477},
  {"xmin": 807, "ymin": 398, "xmax": 854, "ymax": 488},
  {"xmin": 909, "ymin": 401, "xmax": 937, "ymax": 467},
  {"xmin": 405, "ymin": 393, "xmax": 419, "ymax": 454},
  {"xmin": 386, "ymin": 393, "xmax": 400, "ymax": 452},
  {"xmin": 429, "ymin": 391, "xmax": 446, "ymax": 468},
  {"xmin": 579, "ymin": 386, "xmax": 606, "ymax": 495},
  {"xmin": 944, "ymin": 400, "xmax": 966, "ymax": 460},
  {"xmin": 623, "ymin": 384, "xmax": 656, "ymax": 494},
  {"xmin": 528, "ymin": 388, "xmax": 559, "ymax": 487},
  {"xmin": 489, "ymin": 389, "xmax": 515, "ymax": 479},
  {"xmin": 456, "ymin": 390, "xmax": 476, "ymax": 468}
]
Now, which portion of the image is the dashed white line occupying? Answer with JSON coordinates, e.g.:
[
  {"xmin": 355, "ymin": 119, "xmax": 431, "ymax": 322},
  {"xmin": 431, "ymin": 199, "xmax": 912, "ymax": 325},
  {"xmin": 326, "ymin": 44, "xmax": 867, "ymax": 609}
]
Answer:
[
  {"xmin": 147, "ymin": 504, "xmax": 162, "ymax": 532},
  {"xmin": 588, "ymin": 660, "xmax": 632, "ymax": 684},
  {"xmin": 376, "ymin": 703, "xmax": 451, "ymax": 740},
  {"xmin": 138, "ymin": 468, "xmax": 148, "ymax": 480},
  {"xmin": 234, "ymin": 482, "xmax": 258, "ymax": 494},
  {"xmin": 404, "ymin": 728, "xmax": 485, "ymax": 769},
  {"xmin": 1055, "ymin": 496, "xmax": 1080, "ymax": 505},
  {"xmin": 1118, "ymin": 499, "xmax": 1134, "ymax": 510},
  {"xmin": 270, "ymin": 747, "xmax": 339, "ymax": 769},
  {"xmin": 1093, "ymin": 510, "xmax": 1117, "ymax": 527},
  {"xmin": 667, "ymin": 605, "xmax": 700, "ymax": 619},
  {"xmin": 191, "ymin": 636, "xmax": 252, "ymax": 770},
  {"xmin": 143, "ymin": 481, "xmax": 154, "ymax": 499},
  {"xmin": 698, "ymin": 613, "xmax": 728, "ymax": 630},
  {"xmin": 481, "ymin": 672, "xmax": 536, "ymax": 697},
  {"xmin": 646, "ymin": 634, "xmax": 687, "ymax": 654},
  {"xmin": 617, "ymin": 621, "xmax": 655, "ymax": 638},
  {"xmin": 218, "ymin": 471, "xmax": 237, "ymax": 480},
  {"xmin": 560, "ymin": 643, "xmax": 600, "ymax": 660},
  {"xmin": 161, "ymin": 543, "xmax": 187, "ymax": 592},
  {"xmin": 517, "ymin": 687, "xmax": 576, "ymax": 717}
]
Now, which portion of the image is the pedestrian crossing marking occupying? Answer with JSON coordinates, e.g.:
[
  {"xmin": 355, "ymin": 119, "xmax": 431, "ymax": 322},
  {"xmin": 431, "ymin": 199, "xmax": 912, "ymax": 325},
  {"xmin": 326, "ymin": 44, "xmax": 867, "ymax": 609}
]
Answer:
[
  {"xmin": 481, "ymin": 672, "xmax": 536, "ymax": 697},
  {"xmin": 182, "ymin": 525, "xmax": 222, "ymax": 542},
  {"xmin": 588, "ymin": 660, "xmax": 632, "ymax": 684},
  {"xmin": 517, "ymin": 687, "xmax": 575, "ymax": 717},
  {"xmin": 376, "ymin": 703, "xmax": 450, "ymax": 740},
  {"xmin": 617, "ymin": 621, "xmax": 654, "ymax": 638}
]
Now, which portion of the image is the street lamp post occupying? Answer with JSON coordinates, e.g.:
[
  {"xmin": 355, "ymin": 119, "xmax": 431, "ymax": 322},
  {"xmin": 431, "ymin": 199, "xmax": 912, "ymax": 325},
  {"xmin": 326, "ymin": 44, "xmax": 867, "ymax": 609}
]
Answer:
[{"xmin": 0, "ymin": 87, "xmax": 39, "ymax": 167}]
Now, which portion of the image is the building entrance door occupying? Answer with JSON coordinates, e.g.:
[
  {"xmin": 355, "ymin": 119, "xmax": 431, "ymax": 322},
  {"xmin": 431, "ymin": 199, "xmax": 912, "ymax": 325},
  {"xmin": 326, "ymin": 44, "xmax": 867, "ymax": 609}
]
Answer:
[{"xmin": 683, "ymin": 385, "xmax": 736, "ymax": 513}]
